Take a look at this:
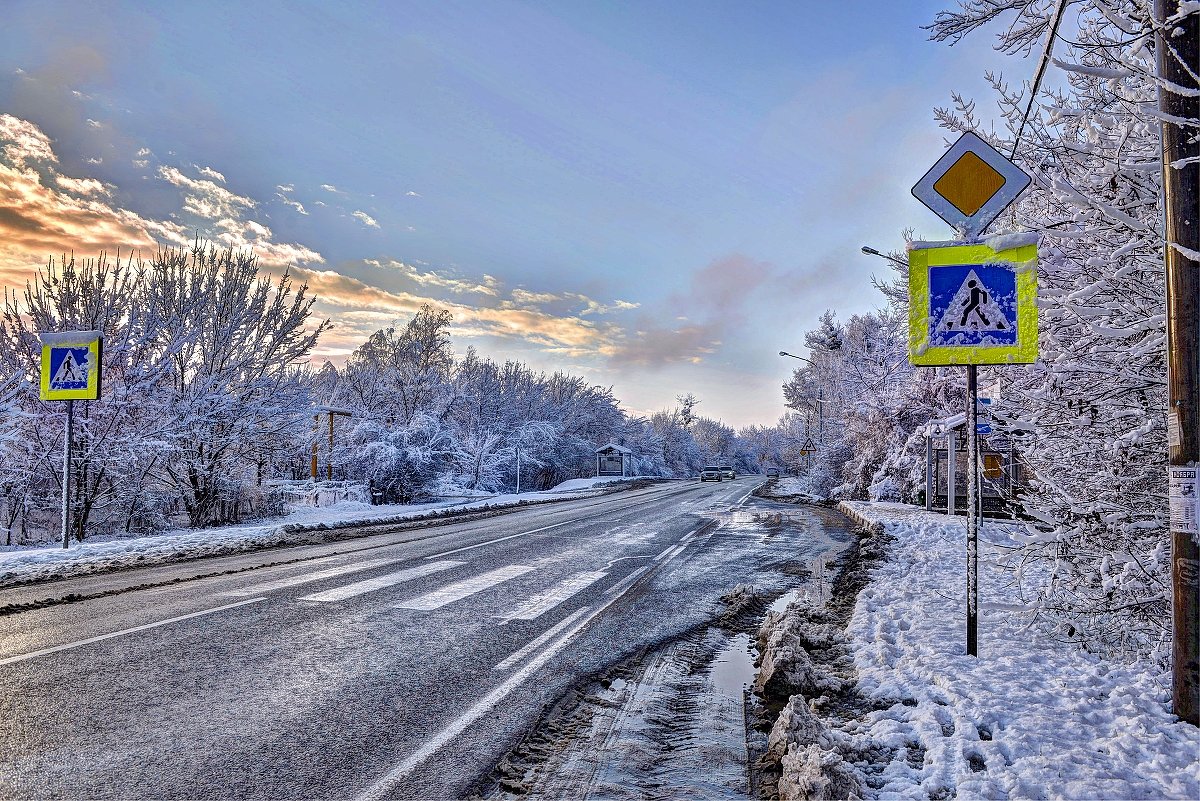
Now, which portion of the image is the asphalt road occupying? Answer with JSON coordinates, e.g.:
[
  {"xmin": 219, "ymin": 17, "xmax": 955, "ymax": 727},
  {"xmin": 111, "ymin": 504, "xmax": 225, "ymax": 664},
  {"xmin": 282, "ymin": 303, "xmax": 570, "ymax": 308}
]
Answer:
[{"xmin": 0, "ymin": 478, "xmax": 845, "ymax": 799}]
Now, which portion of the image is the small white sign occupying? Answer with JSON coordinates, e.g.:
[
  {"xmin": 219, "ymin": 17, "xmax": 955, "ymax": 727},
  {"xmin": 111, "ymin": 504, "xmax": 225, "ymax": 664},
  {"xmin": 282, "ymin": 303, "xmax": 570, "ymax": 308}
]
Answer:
[{"xmin": 1168, "ymin": 466, "xmax": 1198, "ymax": 534}]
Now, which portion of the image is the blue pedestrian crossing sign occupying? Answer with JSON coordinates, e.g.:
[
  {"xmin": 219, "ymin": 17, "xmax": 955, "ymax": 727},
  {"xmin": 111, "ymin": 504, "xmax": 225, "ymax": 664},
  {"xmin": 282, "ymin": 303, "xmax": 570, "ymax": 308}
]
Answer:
[
  {"xmin": 40, "ymin": 330, "xmax": 102, "ymax": 401},
  {"xmin": 908, "ymin": 239, "xmax": 1038, "ymax": 366}
]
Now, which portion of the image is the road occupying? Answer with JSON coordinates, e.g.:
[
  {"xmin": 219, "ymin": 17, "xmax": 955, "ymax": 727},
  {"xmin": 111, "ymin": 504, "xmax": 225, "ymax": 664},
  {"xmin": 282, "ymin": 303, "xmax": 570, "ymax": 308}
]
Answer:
[{"xmin": 0, "ymin": 478, "xmax": 844, "ymax": 799}]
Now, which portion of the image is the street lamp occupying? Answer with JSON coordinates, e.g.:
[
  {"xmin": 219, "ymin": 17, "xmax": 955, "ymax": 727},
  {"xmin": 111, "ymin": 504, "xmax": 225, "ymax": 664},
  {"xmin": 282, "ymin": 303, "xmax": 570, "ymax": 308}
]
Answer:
[
  {"xmin": 861, "ymin": 245, "xmax": 907, "ymax": 268},
  {"xmin": 778, "ymin": 350, "xmax": 815, "ymax": 366},
  {"xmin": 778, "ymin": 351, "xmax": 826, "ymax": 446}
]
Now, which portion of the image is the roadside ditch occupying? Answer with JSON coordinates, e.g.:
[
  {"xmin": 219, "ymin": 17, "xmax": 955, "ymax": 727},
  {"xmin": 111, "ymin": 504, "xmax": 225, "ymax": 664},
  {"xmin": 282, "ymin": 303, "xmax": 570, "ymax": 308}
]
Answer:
[{"xmin": 473, "ymin": 489, "xmax": 890, "ymax": 800}]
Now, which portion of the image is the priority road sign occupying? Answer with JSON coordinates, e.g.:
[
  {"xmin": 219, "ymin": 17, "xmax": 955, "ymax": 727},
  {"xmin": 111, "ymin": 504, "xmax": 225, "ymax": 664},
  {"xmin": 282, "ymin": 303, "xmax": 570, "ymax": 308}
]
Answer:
[
  {"xmin": 908, "ymin": 240, "xmax": 1038, "ymax": 366},
  {"xmin": 911, "ymin": 132, "xmax": 1031, "ymax": 237},
  {"xmin": 40, "ymin": 330, "xmax": 102, "ymax": 401}
]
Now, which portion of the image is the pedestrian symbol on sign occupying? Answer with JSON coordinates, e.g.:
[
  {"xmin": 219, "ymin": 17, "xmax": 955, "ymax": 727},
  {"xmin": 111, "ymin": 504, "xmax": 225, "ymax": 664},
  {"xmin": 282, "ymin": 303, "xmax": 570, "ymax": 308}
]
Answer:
[
  {"xmin": 48, "ymin": 347, "xmax": 91, "ymax": 391},
  {"xmin": 934, "ymin": 269, "xmax": 1011, "ymax": 337},
  {"xmin": 927, "ymin": 263, "xmax": 1018, "ymax": 348}
]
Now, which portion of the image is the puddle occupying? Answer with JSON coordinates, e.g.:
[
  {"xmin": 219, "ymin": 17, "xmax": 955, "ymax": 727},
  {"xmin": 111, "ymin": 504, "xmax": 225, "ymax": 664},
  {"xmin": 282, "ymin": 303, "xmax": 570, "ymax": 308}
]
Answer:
[
  {"xmin": 710, "ymin": 632, "xmax": 755, "ymax": 699},
  {"xmin": 769, "ymin": 588, "xmax": 801, "ymax": 615}
]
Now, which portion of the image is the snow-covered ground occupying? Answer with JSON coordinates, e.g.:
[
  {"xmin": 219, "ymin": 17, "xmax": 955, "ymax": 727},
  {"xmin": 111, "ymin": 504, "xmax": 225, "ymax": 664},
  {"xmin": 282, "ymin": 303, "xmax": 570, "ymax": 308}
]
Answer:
[
  {"xmin": 765, "ymin": 476, "xmax": 826, "ymax": 503},
  {"xmin": 834, "ymin": 501, "xmax": 1199, "ymax": 800},
  {"xmin": 0, "ymin": 476, "xmax": 656, "ymax": 588}
]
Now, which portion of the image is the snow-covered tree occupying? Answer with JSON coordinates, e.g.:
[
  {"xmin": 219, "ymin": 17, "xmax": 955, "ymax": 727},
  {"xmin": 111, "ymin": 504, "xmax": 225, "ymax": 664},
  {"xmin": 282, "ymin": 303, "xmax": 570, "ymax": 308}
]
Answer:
[
  {"xmin": 143, "ymin": 244, "xmax": 328, "ymax": 526},
  {"xmin": 920, "ymin": 0, "xmax": 1191, "ymax": 657}
]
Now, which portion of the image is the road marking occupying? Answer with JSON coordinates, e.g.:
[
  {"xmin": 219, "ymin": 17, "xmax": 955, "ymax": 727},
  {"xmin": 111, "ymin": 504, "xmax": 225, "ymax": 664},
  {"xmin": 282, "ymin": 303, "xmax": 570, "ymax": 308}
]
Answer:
[
  {"xmin": 356, "ymin": 559, "xmax": 657, "ymax": 801},
  {"xmin": 394, "ymin": 564, "xmax": 534, "ymax": 611},
  {"xmin": 654, "ymin": 544, "xmax": 685, "ymax": 562},
  {"xmin": 603, "ymin": 564, "xmax": 651, "ymax": 597},
  {"xmin": 299, "ymin": 561, "xmax": 462, "ymax": 603},
  {"xmin": 423, "ymin": 519, "xmax": 580, "ymax": 560},
  {"xmin": 0, "ymin": 598, "xmax": 265, "ymax": 667},
  {"xmin": 218, "ymin": 557, "xmax": 413, "ymax": 597},
  {"xmin": 493, "ymin": 607, "xmax": 589, "ymax": 671},
  {"xmin": 499, "ymin": 571, "xmax": 609, "ymax": 622}
]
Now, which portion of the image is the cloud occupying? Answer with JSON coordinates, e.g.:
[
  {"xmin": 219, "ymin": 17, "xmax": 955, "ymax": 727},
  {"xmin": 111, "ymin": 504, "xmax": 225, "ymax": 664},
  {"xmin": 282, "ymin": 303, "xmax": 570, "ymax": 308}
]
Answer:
[
  {"xmin": 352, "ymin": 210, "xmax": 379, "ymax": 229},
  {"xmin": 603, "ymin": 254, "xmax": 801, "ymax": 368},
  {"xmin": 283, "ymin": 264, "xmax": 624, "ymax": 361},
  {"xmin": 196, "ymin": 165, "xmax": 226, "ymax": 183},
  {"xmin": 511, "ymin": 288, "xmax": 561, "ymax": 305},
  {"xmin": 0, "ymin": 114, "xmax": 58, "ymax": 168},
  {"xmin": 157, "ymin": 165, "xmax": 255, "ymax": 220},
  {"xmin": 54, "ymin": 174, "xmax": 111, "ymax": 197},
  {"xmin": 320, "ymin": 183, "xmax": 343, "ymax": 194},
  {"xmin": 366, "ymin": 258, "xmax": 499, "ymax": 296},
  {"xmin": 0, "ymin": 161, "xmax": 188, "ymax": 286},
  {"xmin": 0, "ymin": 115, "xmax": 322, "ymax": 286}
]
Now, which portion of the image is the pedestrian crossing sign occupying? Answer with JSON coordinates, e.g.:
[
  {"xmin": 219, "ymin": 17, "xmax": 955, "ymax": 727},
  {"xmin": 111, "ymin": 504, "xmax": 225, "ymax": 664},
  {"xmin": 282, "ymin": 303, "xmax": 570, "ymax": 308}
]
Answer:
[
  {"xmin": 908, "ymin": 241, "xmax": 1037, "ymax": 366},
  {"xmin": 40, "ymin": 330, "xmax": 102, "ymax": 401}
]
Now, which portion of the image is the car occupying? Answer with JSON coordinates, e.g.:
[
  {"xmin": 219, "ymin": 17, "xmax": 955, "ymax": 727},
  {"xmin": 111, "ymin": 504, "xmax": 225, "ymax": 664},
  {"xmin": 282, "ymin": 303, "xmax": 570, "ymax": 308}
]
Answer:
[
  {"xmin": 765, "ymin": 467, "xmax": 780, "ymax": 478},
  {"xmin": 719, "ymin": 466, "xmax": 735, "ymax": 480},
  {"xmin": 699, "ymin": 467, "xmax": 723, "ymax": 482}
]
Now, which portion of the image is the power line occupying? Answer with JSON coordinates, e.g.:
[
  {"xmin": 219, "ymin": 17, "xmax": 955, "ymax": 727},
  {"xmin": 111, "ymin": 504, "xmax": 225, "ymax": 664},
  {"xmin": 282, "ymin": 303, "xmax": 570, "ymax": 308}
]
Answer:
[{"xmin": 1010, "ymin": 0, "xmax": 1070, "ymax": 160}]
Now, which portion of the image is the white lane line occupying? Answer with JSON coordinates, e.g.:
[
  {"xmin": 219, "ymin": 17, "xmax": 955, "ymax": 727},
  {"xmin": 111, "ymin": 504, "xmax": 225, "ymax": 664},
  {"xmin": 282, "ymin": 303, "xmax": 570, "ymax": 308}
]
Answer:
[
  {"xmin": 299, "ymin": 561, "xmax": 462, "ymax": 603},
  {"xmin": 394, "ymin": 564, "xmax": 534, "ymax": 611},
  {"xmin": 654, "ymin": 544, "xmax": 685, "ymax": 563},
  {"xmin": 493, "ymin": 607, "xmax": 589, "ymax": 671},
  {"xmin": 603, "ymin": 564, "xmax": 651, "ymax": 597},
  {"xmin": 356, "ymin": 560, "xmax": 656, "ymax": 801},
  {"xmin": 423, "ymin": 519, "xmax": 579, "ymax": 560},
  {"xmin": 218, "ymin": 557, "xmax": 412, "ymax": 597},
  {"xmin": 0, "ymin": 598, "xmax": 265, "ymax": 667},
  {"xmin": 499, "ymin": 571, "xmax": 609, "ymax": 622}
]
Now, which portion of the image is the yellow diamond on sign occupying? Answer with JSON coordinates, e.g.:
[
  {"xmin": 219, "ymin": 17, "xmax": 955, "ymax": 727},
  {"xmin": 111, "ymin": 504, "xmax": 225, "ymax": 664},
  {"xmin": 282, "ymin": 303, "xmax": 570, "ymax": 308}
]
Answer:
[{"xmin": 933, "ymin": 151, "xmax": 1005, "ymax": 216}]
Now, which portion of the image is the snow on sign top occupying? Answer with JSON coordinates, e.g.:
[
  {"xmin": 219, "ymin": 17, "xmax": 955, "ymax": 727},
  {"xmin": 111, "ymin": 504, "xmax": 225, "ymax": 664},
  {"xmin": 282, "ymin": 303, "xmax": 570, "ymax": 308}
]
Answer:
[
  {"xmin": 911, "ymin": 132, "xmax": 1031, "ymax": 237},
  {"xmin": 40, "ymin": 330, "xmax": 102, "ymax": 401},
  {"xmin": 908, "ymin": 240, "xmax": 1038, "ymax": 367}
]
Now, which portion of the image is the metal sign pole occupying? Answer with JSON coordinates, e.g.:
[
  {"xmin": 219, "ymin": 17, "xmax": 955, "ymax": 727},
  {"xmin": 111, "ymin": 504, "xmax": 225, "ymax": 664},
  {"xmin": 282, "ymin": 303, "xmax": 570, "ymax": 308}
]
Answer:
[
  {"xmin": 61, "ymin": 399, "xmax": 73, "ymax": 550},
  {"xmin": 966, "ymin": 365, "xmax": 979, "ymax": 656}
]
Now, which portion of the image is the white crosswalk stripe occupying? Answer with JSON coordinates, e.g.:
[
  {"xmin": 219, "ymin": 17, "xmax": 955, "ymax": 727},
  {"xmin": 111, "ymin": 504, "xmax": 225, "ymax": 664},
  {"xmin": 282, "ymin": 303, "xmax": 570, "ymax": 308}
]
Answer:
[
  {"xmin": 499, "ymin": 570, "xmax": 609, "ymax": 622},
  {"xmin": 299, "ymin": 561, "xmax": 463, "ymax": 603},
  {"xmin": 218, "ymin": 557, "xmax": 414, "ymax": 597},
  {"xmin": 394, "ymin": 564, "xmax": 534, "ymax": 611}
]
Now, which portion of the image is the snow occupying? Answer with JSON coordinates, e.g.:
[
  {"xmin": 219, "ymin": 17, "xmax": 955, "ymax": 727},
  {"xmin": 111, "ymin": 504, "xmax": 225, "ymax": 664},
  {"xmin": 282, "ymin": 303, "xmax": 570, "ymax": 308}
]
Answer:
[
  {"xmin": 906, "ymin": 232, "xmax": 1040, "ymax": 253},
  {"xmin": 767, "ymin": 477, "xmax": 827, "ymax": 503},
  {"xmin": 0, "ymin": 477, "xmax": 655, "ymax": 588},
  {"xmin": 834, "ymin": 501, "xmax": 1200, "ymax": 800}
]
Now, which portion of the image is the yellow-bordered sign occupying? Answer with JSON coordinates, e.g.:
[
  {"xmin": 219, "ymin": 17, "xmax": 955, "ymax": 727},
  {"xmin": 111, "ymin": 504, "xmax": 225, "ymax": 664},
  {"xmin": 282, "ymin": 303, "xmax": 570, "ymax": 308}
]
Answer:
[
  {"xmin": 908, "ymin": 240, "xmax": 1038, "ymax": 366},
  {"xmin": 40, "ymin": 330, "xmax": 103, "ymax": 401}
]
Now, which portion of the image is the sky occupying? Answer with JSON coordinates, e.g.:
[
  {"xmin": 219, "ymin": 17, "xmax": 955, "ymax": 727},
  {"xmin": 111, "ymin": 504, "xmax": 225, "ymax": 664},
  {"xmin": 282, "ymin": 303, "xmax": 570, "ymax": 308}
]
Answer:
[{"xmin": 0, "ymin": 0, "xmax": 1023, "ymax": 427}]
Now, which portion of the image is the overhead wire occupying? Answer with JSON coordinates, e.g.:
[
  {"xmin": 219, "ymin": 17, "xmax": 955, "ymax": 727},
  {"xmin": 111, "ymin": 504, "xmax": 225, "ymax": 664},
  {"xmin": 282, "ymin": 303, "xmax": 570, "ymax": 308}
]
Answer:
[{"xmin": 1010, "ymin": 0, "xmax": 1071, "ymax": 160}]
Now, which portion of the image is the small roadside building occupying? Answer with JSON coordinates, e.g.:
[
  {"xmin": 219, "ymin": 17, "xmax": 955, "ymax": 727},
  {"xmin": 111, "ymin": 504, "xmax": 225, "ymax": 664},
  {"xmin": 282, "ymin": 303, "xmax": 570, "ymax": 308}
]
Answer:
[{"xmin": 595, "ymin": 443, "xmax": 633, "ymax": 478}]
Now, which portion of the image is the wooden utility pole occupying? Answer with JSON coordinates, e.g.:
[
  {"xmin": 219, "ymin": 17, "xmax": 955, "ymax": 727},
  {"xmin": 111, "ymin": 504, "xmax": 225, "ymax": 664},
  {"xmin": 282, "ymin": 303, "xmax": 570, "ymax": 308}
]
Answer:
[{"xmin": 1157, "ymin": 0, "xmax": 1200, "ymax": 725}]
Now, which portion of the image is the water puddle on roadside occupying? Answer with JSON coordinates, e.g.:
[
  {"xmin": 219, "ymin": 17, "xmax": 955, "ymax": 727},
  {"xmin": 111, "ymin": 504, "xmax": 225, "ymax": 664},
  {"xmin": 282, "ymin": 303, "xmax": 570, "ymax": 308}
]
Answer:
[{"xmin": 710, "ymin": 631, "xmax": 756, "ymax": 699}]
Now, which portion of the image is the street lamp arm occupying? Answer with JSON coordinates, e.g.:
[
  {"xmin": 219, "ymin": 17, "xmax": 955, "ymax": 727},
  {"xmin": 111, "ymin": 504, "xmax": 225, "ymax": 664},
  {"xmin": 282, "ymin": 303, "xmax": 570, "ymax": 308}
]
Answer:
[
  {"xmin": 779, "ymin": 350, "xmax": 815, "ymax": 366},
  {"xmin": 861, "ymin": 245, "xmax": 907, "ymax": 268}
]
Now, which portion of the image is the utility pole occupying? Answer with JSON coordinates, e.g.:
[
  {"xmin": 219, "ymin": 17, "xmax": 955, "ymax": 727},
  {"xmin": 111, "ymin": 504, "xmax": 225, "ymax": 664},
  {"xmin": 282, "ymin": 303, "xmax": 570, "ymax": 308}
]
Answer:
[{"xmin": 1157, "ymin": 0, "xmax": 1200, "ymax": 725}]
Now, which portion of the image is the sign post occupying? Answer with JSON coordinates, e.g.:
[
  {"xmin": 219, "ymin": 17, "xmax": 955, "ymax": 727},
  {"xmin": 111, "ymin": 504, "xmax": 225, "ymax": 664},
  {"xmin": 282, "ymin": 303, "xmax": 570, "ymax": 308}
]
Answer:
[
  {"xmin": 40, "ymin": 331, "xmax": 102, "ymax": 549},
  {"xmin": 909, "ymin": 131, "xmax": 1035, "ymax": 657}
]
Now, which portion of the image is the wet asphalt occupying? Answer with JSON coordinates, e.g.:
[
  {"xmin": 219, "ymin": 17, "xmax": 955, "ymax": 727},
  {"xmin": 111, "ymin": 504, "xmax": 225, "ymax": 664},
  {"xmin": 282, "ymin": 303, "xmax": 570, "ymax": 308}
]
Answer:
[{"xmin": 0, "ymin": 479, "xmax": 854, "ymax": 800}]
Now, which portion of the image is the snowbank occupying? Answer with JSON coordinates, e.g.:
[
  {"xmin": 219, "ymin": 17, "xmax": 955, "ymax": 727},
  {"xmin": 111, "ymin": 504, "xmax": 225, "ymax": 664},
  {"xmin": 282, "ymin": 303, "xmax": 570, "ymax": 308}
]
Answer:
[
  {"xmin": 0, "ymin": 480, "xmax": 654, "ymax": 589},
  {"xmin": 545, "ymin": 475, "xmax": 658, "ymax": 493},
  {"xmin": 827, "ymin": 501, "xmax": 1199, "ymax": 800}
]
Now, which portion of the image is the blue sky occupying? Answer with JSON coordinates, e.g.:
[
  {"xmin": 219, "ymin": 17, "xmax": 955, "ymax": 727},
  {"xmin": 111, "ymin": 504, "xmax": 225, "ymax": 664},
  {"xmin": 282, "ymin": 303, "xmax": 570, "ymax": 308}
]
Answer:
[{"xmin": 0, "ymin": 0, "xmax": 1020, "ymax": 426}]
